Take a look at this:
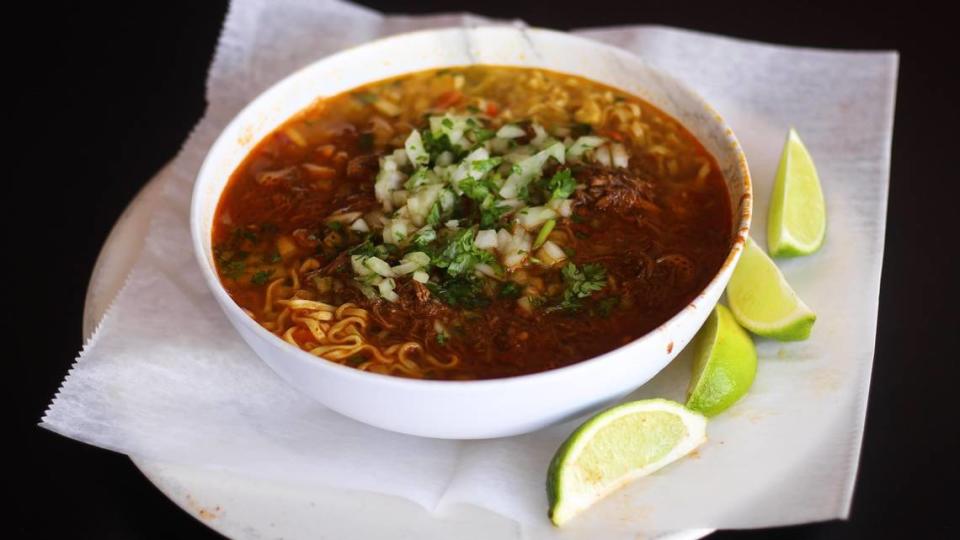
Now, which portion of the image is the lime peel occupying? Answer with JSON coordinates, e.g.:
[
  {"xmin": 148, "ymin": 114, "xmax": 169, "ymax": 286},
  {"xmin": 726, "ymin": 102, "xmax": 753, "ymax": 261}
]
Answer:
[
  {"xmin": 547, "ymin": 399, "xmax": 707, "ymax": 526},
  {"xmin": 727, "ymin": 236, "xmax": 816, "ymax": 341},
  {"xmin": 767, "ymin": 127, "xmax": 826, "ymax": 257},
  {"xmin": 686, "ymin": 304, "xmax": 757, "ymax": 417}
]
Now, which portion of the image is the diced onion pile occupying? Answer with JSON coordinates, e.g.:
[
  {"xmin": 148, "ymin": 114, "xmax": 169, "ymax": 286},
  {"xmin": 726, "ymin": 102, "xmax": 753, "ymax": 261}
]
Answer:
[{"xmin": 345, "ymin": 113, "xmax": 629, "ymax": 301}]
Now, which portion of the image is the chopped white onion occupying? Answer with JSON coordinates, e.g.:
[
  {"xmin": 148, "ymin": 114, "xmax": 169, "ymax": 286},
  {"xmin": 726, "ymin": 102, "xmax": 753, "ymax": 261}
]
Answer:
[
  {"xmin": 516, "ymin": 206, "xmax": 558, "ymax": 230},
  {"xmin": 538, "ymin": 240, "xmax": 567, "ymax": 266},
  {"xmin": 404, "ymin": 251, "xmax": 431, "ymax": 267},
  {"xmin": 530, "ymin": 123, "xmax": 549, "ymax": 147},
  {"xmin": 326, "ymin": 211, "xmax": 363, "ymax": 224},
  {"xmin": 475, "ymin": 229, "xmax": 498, "ymax": 249},
  {"xmin": 382, "ymin": 218, "xmax": 409, "ymax": 245},
  {"xmin": 391, "ymin": 189, "xmax": 409, "ymax": 207},
  {"xmin": 378, "ymin": 277, "xmax": 399, "ymax": 302},
  {"xmin": 351, "ymin": 255, "xmax": 372, "ymax": 276},
  {"xmin": 611, "ymin": 143, "xmax": 629, "ymax": 168},
  {"xmin": 404, "ymin": 129, "xmax": 430, "ymax": 167},
  {"xmin": 404, "ymin": 184, "xmax": 443, "ymax": 226},
  {"xmin": 363, "ymin": 256, "xmax": 394, "ymax": 277},
  {"xmin": 435, "ymin": 151, "xmax": 454, "ymax": 166},
  {"xmin": 566, "ymin": 135, "xmax": 605, "ymax": 160},
  {"xmin": 499, "ymin": 142, "xmax": 565, "ymax": 198},
  {"xmin": 374, "ymin": 155, "xmax": 406, "ymax": 211},
  {"xmin": 474, "ymin": 263, "xmax": 499, "ymax": 278},
  {"xmin": 496, "ymin": 124, "xmax": 526, "ymax": 139},
  {"xmin": 349, "ymin": 218, "xmax": 370, "ymax": 233},
  {"xmin": 594, "ymin": 144, "xmax": 613, "ymax": 167}
]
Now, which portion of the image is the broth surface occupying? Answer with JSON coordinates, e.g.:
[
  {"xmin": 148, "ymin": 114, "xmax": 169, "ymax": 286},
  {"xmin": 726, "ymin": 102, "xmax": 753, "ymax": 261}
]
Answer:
[{"xmin": 214, "ymin": 66, "xmax": 731, "ymax": 379}]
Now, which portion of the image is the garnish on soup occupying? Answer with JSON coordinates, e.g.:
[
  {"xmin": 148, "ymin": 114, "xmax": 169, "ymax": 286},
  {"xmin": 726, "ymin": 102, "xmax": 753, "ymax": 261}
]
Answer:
[{"xmin": 213, "ymin": 66, "xmax": 731, "ymax": 379}]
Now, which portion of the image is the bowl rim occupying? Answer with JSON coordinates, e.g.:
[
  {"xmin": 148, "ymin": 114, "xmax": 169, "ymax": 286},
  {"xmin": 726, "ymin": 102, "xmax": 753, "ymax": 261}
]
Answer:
[{"xmin": 190, "ymin": 25, "xmax": 752, "ymax": 392}]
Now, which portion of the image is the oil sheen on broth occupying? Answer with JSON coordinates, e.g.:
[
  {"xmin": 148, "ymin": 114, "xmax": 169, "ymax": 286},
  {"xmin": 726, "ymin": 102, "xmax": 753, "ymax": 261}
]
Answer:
[{"xmin": 213, "ymin": 66, "xmax": 731, "ymax": 380}]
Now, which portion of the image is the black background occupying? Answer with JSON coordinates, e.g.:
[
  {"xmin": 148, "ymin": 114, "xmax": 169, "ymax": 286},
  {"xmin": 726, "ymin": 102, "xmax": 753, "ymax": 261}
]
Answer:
[{"xmin": 13, "ymin": 1, "xmax": 959, "ymax": 538}]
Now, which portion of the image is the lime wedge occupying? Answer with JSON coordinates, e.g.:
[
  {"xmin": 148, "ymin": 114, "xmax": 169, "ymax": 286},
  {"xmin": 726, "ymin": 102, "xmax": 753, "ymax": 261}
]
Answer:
[
  {"xmin": 767, "ymin": 128, "xmax": 826, "ymax": 257},
  {"xmin": 727, "ymin": 236, "xmax": 816, "ymax": 341},
  {"xmin": 686, "ymin": 305, "xmax": 757, "ymax": 417},
  {"xmin": 546, "ymin": 399, "xmax": 707, "ymax": 526}
]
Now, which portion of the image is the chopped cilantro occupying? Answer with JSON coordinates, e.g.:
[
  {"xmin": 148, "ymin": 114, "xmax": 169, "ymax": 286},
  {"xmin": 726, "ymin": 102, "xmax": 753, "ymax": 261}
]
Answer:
[
  {"xmin": 546, "ymin": 168, "xmax": 577, "ymax": 200},
  {"xmin": 433, "ymin": 229, "xmax": 496, "ymax": 277},
  {"xmin": 349, "ymin": 238, "xmax": 377, "ymax": 258},
  {"xmin": 436, "ymin": 332, "xmax": 448, "ymax": 345},
  {"xmin": 327, "ymin": 221, "xmax": 344, "ymax": 231},
  {"xmin": 479, "ymin": 202, "xmax": 509, "ymax": 229},
  {"xmin": 472, "ymin": 128, "xmax": 496, "ymax": 144},
  {"xmin": 517, "ymin": 183, "xmax": 532, "ymax": 203},
  {"xmin": 251, "ymin": 270, "xmax": 274, "ymax": 285},
  {"xmin": 546, "ymin": 262, "xmax": 607, "ymax": 313},
  {"xmin": 426, "ymin": 202, "xmax": 442, "ymax": 227},
  {"xmin": 427, "ymin": 276, "xmax": 489, "ymax": 308},
  {"xmin": 470, "ymin": 157, "xmax": 502, "ymax": 174},
  {"xmin": 498, "ymin": 282, "xmax": 523, "ymax": 299},
  {"xmin": 223, "ymin": 260, "xmax": 245, "ymax": 280},
  {"xmin": 595, "ymin": 296, "xmax": 620, "ymax": 317},
  {"xmin": 459, "ymin": 177, "xmax": 497, "ymax": 202},
  {"xmin": 412, "ymin": 227, "xmax": 437, "ymax": 247},
  {"xmin": 423, "ymin": 130, "xmax": 466, "ymax": 161}
]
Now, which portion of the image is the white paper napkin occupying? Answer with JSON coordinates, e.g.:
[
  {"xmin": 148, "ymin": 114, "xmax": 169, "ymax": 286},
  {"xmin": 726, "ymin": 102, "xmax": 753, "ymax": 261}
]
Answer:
[{"xmin": 42, "ymin": 0, "xmax": 897, "ymax": 535}]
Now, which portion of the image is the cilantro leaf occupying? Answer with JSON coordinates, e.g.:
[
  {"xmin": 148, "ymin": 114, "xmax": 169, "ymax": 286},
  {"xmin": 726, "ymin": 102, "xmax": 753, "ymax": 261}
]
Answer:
[
  {"xmin": 427, "ymin": 276, "xmax": 489, "ymax": 308},
  {"xmin": 546, "ymin": 168, "xmax": 577, "ymax": 201},
  {"xmin": 480, "ymin": 202, "xmax": 510, "ymax": 229},
  {"xmin": 472, "ymin": 128, "xmax": 496, "ymax": 144},
  {"xmin": 426, "ymin": 202, "xmax": 442, "ymax": 227},
  {"xmin": 422, "ymin": 130, "xmax": 466, "ymax": 161},
  {"xmin": 223, "ymin": 260, "xmax": 246, "ymax": 280},
  {"xmin": 459, "ymin": 177, "xmax": 499, "ymax": 202},
  {"xmin": 349, "ymin": 238, "xmax": 377, "ymax": 258},
  {"xmin": 498, "ymin": 281, "xmax": 523, "ymax": 299},
  {"xmin": 251, "ymin": 270, "xmax": 274, "ymax": 285},
  {"xmin": 546, "ymin": 262, "xmax": 607, "ymax": 313},
  {"xmin": 469, "ymin": 156, "xmax": 502, "ymax": 177},
  {"xmin": 412, "ymin": 226, "xmax": 437, "ymax": 247},
  {"xmin": 433, "ymin": 229, "xmax": 496, "ymax": 277},
  {"xmin": 595, "ymin": 296, "xmax": 620, "ymax": 317}
]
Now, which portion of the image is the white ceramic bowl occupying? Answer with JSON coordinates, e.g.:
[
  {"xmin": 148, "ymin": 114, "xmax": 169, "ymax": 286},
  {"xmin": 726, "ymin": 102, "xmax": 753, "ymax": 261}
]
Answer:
[{"xmin": 191, "ymin": 26, "xmax": 751, "ymax": 439}]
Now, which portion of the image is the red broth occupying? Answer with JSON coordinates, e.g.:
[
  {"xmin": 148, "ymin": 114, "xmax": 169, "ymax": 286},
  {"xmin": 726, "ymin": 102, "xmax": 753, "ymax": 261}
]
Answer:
[{"xmin": 213, "ymin": 66, "xmax": 731, "ymax": 380}]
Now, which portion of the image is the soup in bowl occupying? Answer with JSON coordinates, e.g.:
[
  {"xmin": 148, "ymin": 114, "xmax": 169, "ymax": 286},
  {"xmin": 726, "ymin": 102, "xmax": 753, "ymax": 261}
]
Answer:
[{"xmin": 192, "ymin": 27, "xmax": 751, "ymax": 438}]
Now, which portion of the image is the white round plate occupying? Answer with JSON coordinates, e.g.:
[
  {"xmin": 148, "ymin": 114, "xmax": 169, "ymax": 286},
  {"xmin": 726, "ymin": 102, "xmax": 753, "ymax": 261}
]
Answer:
[{"xmin": 84, "ymin": 174, "xmax": 716, "ymax": 539}]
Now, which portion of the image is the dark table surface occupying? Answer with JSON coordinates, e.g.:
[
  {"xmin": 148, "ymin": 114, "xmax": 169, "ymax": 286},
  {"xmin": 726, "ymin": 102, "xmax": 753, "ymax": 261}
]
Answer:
[{"xmin": 13, "ymin": 1, "xmax": 958, "ymax": 538}]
